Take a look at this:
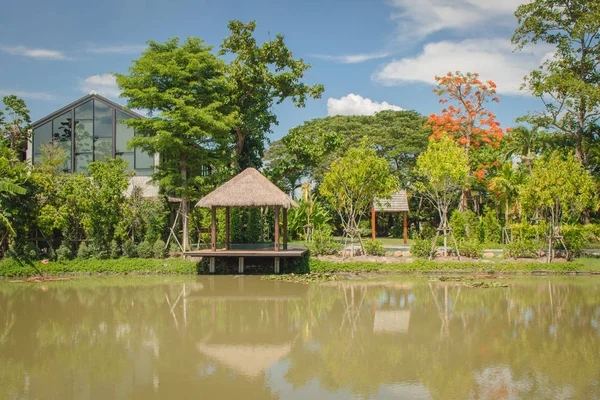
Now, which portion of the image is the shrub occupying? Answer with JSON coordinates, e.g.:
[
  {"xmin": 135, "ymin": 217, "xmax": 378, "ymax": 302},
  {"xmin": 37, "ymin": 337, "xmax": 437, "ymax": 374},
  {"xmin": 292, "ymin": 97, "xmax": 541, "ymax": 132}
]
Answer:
[
  {"xmin": 450, "ymin": 210, "xmax": 481, "ymax": 241},
  {"xmin": 458, "ymin": 238, "xmax": 483, "ymax": 258},
  {"xmin": 307, "ymin": 228, "xmax": 341, "ymax": 256},
  {"xmin": 363, "ymin": 240, "xmax": 385, "ymax": 256},
  {"xmin": 56, "ymin": 244, "xmax": 73, "ymax": 261},
  {"xmin": 137, "ymin": 241, "xmax": 153, "ymax": 259},
  {"xmin": 481, "ymin": 208, "xmax": 502, "ymax": 244},
  {"xmin": 110, "ymin": 240, "xmax": 122, "ymax": 259},
  {"xmin": 77, "ymin": 242, "xmax": 93, "ymax": 259},
  {"xmin": 561, "ymin": 224, "xmax": 587, "ymax": 257},
  {"xmin": 504, "ymin": 239, "xmax": 541, "ymax": 259},
  {"xmin": 411, "ymin": 237, "xmax": 435, "ymax": 258},
  {"xmin": 122, "ymin": 240, "xmax": 137, "ymax": 258},
  {"xmin": 169, "ymin": 241, "xmax": 181, "ymax": 255},
  {"xmin": 153, "ymin": 239, "xmax": 167, "ymax": 259}
]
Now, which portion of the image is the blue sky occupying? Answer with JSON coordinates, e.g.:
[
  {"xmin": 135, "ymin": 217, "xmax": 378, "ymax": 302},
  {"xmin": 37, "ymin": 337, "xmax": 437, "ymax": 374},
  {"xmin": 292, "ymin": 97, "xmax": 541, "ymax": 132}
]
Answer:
[{"xmin": 0, "ymin": 0, "xmax": 548, "ymax": 141}]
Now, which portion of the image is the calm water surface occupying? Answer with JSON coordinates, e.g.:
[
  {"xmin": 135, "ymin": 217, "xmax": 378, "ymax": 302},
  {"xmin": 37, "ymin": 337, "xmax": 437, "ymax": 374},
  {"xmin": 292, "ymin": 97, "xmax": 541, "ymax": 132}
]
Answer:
[{"xmin": 1, "ymin": 275, "xmax": 599, "ymax": 399}]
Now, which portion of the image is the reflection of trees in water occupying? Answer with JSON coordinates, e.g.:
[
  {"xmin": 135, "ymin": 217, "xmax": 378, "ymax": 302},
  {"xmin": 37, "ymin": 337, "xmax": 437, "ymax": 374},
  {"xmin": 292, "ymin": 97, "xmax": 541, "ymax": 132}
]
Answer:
[{"xmin": 0, "ymin": 279, "xmax": 599, "ymax": 399}]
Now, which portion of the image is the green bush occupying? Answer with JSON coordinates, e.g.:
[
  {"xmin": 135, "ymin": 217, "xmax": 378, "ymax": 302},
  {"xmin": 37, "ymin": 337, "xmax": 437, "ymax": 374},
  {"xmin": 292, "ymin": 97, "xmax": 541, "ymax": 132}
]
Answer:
[
  {"xmin": 122, "ymin": 240, "xmax": 137, "ymax": 258},
  {"xmin": 458, "ymin": 238, "xmax": 483, "ymax": 258},
  {"xmin": 561, "ymin": 224, "xmax": 587, "ymax": 257},
  {"xmin": 77, "ymin": 242, "xmax": 93, "ymax": 259},
  {"xmin": 363, "ymin": 240, "xmax": 386, "ymax": 256},
  {"xmin": 110, "ymin": 240, "xmax": 122, "ymax": 259},
  {"xmin": 307, "ymin": 227, "xmax": 341, "ymax": 256},
  {"xmin": 411, "ymin": 237, "xmax": 435, "ymax": 258},
  {"xmin": 504, "ymin": 239, "xmax": 541, "ymax": 259},
  {"xmin": 137, "ymin": 241, "xmax": 153, "ymax": 259},
  {"xmin": 56, "ymin": 244, "xmax": 73, "ymax": 261},
  {"xmin": 153, "ymin": 239, "xmax": 167, "ymax": 259},
  {"xmin": 450, "ymin": 210, "xmax": 481, "ymax": 241},
  {"xmin": 481, "ymin": 208, "xmax": 502, "ymax": 243}
]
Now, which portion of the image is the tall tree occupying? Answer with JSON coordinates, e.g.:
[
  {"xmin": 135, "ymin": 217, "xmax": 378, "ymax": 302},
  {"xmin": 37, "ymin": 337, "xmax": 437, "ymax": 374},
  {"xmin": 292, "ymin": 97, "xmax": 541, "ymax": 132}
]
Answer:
[
  {"xmin": 115, "ymin": 38, "xmax": 237, "ymax": 251},
  {"xmin": 512, "ymin": 0, "xmax": 600, "ymax": 166},
  {"xmin": 519, "ymin": 151, "xmax": 597, "ymax": 261},
  {"xmin": 428, "ymin": 71, "xmax": 507, "ymax": 210},
  {"xmin": 320, "ymin": 139, "xmax": 398, "ymax": 256},
  {"xmin": 220, "ymin": 20, "xmax": 324, "ymax": 170},
  {"xmin": 0, "ymin": 95, "xmax": 31, "ymax": 157},
  {"xmin": 415, "ymin": 134, "xmax": 469, "ymax": 258}
]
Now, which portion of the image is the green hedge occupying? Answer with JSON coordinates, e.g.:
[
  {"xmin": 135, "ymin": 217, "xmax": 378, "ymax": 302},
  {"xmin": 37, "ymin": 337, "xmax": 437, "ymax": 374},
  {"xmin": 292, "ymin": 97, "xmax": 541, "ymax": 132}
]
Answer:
[
  {"xmin": 0, "ymin": 258, "xmax": 199, "ymax": 277},
  {"xmin": 309, "ymin": 259, "xmax": 588, "ymax": 274}
]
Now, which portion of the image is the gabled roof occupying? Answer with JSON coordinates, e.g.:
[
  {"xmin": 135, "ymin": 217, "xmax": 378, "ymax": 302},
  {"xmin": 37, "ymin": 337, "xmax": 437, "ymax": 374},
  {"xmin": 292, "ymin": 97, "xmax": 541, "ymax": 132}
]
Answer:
[
  {"xmin": 374, "ymin": 190, "xmax": 409, "ymax": 212},
  {"xmin": 32, "ymin": 92, "xmax": 144, "ymax": 128},
  {"xmin": 196, "ymin": 168, "xmax": 298, "ymax": 209}
]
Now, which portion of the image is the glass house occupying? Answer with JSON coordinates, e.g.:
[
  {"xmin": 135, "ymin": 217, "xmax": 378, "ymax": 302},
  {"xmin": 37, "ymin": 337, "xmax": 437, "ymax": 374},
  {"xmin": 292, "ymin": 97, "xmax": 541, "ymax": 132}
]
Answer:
[{"xmin": 29, "ymin": 92, "xmax": 155, "ymax": 175}]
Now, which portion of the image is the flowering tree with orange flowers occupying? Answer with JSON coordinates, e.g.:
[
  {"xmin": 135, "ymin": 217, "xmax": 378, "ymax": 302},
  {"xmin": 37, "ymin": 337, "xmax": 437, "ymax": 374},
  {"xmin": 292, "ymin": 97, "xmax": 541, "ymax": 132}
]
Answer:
[{"xmin": 427, "ymin": 71, "xmax": 509, "ymax": 211}]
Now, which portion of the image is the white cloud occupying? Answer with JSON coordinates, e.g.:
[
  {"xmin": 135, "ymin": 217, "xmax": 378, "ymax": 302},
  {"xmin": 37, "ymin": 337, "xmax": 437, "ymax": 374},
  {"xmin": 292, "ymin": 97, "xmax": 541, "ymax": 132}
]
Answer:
[
  {"xmin": 373, "ymin": 39, "xmax": 550, "ymax": 95},
  {"xmin": 0, "ymin": 45, "xmax": 69, "ymax": 60},
  {"xmin": 80, "ymin": 73, "xmax": 121, "ymax": 98},
  {"xmin": 85, "ymin": 44, "xmax": 145, "ymax": 55},
  {"xmin": 327, "ymin": 94, "xmax": 403, "ymax": 116},
  {"xmin": 0, "ymin": 90, "xmax": 55, "ymax": 101},
  {"xmin": 312, "ymin": 52, "xmax": 391, "ymax": 64},
  {"xmin": 389, "ymin": 0, "xmax": 527, "ymax": 40}
]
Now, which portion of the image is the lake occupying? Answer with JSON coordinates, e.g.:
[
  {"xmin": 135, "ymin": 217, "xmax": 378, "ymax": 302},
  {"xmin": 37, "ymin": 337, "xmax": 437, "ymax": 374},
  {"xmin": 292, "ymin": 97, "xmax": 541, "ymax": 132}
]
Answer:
[{"xmin": 1, "ymin": 275, "xmax": 599, "ymax": 399}]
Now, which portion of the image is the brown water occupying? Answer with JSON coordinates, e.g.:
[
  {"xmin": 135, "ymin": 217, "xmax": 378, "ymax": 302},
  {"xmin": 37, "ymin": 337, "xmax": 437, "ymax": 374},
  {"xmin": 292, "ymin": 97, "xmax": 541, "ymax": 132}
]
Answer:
[{"xmin": 0, "ymin": 276, "xmax": 599, "ymax": 400}]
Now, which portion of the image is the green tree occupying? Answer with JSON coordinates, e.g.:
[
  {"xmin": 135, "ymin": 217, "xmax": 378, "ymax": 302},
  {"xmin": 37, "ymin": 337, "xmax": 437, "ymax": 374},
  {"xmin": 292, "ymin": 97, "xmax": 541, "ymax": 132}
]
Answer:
[
  {"xmin": 320, "ymin": 139, "xmax": 398, "ymax": 256},
  {"xmin": 512, "ymin": 0, "xmax": 600, "ymax": 166},
  {"xmin": 488, "ymin": 162, "xmax": 524, "ymax": 230},
  {"xmin": 519, "ymin": 151, "xmax": 597, "ymax": 261},
  {"xmin": 115, "ymin": 37, "xmax": 237, "ymax": 251},
  {"xmin": 415, "ymin": 134, "xmax": 469, "ymax": 258},
  {"xmin": 220, "ymin": 20, "xmax": 324, "ymax": 170},
  {"xmin": 0, "ymin": 95, "xmax": 31, "ymax": 155}
]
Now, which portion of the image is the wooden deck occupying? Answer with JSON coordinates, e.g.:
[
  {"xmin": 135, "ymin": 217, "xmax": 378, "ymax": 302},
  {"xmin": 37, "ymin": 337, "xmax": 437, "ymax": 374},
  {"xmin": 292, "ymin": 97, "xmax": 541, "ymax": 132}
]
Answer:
[
  {"xmin": 186, "ymin": 248, "xmax": 308, "ymax": 258},
  {"xmin": 185, "ymin": 247, "xmax": 308, "ymax": 274}
]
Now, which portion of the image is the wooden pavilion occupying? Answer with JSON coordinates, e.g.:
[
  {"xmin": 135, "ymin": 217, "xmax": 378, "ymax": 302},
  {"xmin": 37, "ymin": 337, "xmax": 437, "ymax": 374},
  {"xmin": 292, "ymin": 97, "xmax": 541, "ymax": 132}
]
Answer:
[
  {"xmin": 372, "ymin": 190, "xmax": 410, "ymax": 244},
  {"xmin": 187, "ymin": 168, "xmax": 306, "ymax": 273}
]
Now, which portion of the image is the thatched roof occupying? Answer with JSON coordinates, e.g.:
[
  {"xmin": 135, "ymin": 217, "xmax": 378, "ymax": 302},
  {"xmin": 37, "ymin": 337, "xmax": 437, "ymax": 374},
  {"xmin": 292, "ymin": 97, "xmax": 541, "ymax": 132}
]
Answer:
[
  {"xmin": 196, "ymin": 168, "xmax": 298, "ymax": 209},
  {"xmin": 374, "ymin": 190, "xmax": 409, "ymax": 212},
  {"xmin": 197, "ymin": 343, "xmax": 291, "ymax": 378}
]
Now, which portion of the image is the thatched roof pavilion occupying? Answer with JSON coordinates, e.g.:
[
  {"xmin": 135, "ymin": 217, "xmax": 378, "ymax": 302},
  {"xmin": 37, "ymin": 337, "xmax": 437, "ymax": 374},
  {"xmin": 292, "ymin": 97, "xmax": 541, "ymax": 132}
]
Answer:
[
  {"xmin": 195, "ymin": 168, "xmax": 298, "ymax": 254},
  {"xmin": 196, "ymin": 168, "xmax": 297, "ymax": 209}
]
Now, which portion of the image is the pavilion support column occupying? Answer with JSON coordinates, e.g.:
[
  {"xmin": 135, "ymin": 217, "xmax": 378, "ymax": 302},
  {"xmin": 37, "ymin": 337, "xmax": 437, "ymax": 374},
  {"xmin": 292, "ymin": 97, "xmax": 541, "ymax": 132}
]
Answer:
[
  {"xmin": 211, "ymin": 206, "xmax": 217, "ymax": 252},
  {"xmin": 283, "ymin": 208, "xmax": 288, "ymax": 250},
  {"xmin": 225, "ymin": 207, "xmax": 230, "ymax": 250},
  {"xmin": 371, "ymin": 205, "xmax": 376, "ymax": 241},
  {"xmin": 274, "ymin": 206, "xmax": 280, "ymax": 252},
  {"xmin": 403, "ymin": 211, "xmax": 408, "ymax": 245}
]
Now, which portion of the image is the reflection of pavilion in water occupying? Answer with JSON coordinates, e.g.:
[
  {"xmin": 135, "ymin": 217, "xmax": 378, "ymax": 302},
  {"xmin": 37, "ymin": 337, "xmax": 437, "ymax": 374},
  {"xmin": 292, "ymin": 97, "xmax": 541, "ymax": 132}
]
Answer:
[{"xmin": 177, "ymin": 278, "xmax": 308, "ymax": 379}]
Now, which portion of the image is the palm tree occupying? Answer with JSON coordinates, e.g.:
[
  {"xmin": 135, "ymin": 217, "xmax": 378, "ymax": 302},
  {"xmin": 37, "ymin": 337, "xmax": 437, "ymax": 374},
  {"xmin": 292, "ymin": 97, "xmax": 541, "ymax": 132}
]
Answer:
[
  {"xmin": 0, "ymin": 180, "xmax": 26, "ymax": 237},
  {"xmin": 503, "ymin": 126, "xmax": 546, "ymax": 173},
  {"xmin": 488, "ymin": 163, "xmax": 523, "ymax": 230}
]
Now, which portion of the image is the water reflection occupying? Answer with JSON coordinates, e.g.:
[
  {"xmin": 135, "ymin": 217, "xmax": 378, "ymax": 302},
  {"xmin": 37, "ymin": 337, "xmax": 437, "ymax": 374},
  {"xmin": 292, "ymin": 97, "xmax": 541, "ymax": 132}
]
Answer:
[{"xmin": 0, "ymin": 276, "xmax": 599, "ymax": 399}]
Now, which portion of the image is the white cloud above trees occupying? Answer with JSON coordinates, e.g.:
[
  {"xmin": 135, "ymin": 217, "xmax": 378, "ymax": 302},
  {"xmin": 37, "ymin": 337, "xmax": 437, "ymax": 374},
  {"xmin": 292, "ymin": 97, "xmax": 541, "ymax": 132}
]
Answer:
[
  {"xmin": 327, "ymin": 93, "xmax": 403, "ymax": 116},
  {"xmin": 80, "ymin": 73, "xmax": 121, "ymax": 98}
]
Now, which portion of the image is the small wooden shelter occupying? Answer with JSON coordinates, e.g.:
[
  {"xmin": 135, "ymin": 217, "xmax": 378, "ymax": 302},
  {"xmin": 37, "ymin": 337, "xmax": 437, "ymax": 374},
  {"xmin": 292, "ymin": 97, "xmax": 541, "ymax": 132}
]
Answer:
[
  {"xmin": 372, "ymin": 190, "xmax": 410, "ymax": 244},
  {"xmin": 191, "ymin": 168, "xmax": 304, "ymax": 273}
]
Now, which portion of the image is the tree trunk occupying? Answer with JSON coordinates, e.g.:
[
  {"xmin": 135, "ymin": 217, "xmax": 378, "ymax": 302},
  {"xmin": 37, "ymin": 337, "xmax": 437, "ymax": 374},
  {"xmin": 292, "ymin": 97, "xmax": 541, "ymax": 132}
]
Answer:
[
  {"xmin": 505, "ymin": 197, "xmax": 509, "ymax": 228},
  {"xmin": 234, "ymin": 126, "xmax": 246, "ymax": 171},
  {"xmin": 459, "ymin": 188, "xmax": 469, "ymax": 212},
  {"xmin": 181, "ymin": 165, "xmax": 190, "ymax": 252}
]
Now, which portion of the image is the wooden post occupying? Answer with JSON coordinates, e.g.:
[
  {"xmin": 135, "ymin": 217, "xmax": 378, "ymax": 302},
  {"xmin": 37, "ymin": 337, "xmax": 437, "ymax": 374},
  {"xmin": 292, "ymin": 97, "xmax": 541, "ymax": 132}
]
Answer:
[
  {"xmin": 371, "ymin": 205, "xmax": 376, "ymax": 241},
  {"xmin": 238, "ymin": 257, "xmax": 244, "ymax": 274},
  {"xmin": 225, "ymin": 207, "xmax": 230, "ymax": 250},
  {"xmin": 209, "ymin": 257, "xmax": 215, "ymax": 273},
  {"xmin": 283, "ymin": 208, "xmax": 288, "ymax": 250},
  {"xmin": 211, "ymin": 206, "xmax": 217, "ymax": 251},
  {"xmin": 403, "ymin": 211, "xmax": 408, "ymax": 245},
  {"xmin": 274, "ymin": 257, "xmax": 280, "ymax": 274},
  {"xmin": 274, "ymin": 206, "xmax": 280, "ymax": 252}
]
